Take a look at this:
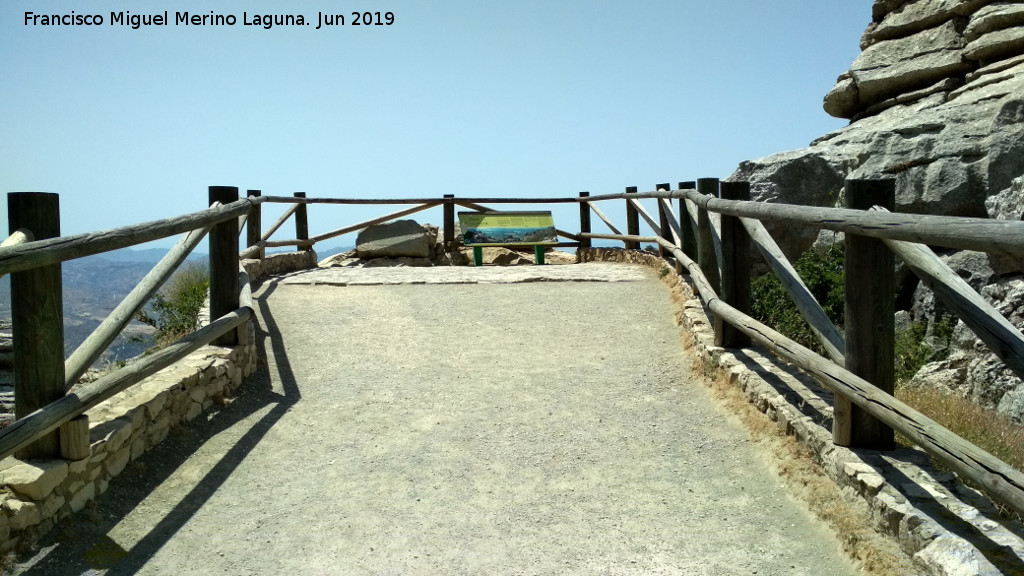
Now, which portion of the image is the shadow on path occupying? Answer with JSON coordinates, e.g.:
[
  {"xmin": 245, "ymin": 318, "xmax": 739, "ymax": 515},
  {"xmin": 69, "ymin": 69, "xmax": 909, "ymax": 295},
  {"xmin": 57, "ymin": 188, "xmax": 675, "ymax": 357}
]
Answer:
[{"xmin": 13, "ymin": 281, "xmax": 300, "ymax": 576}]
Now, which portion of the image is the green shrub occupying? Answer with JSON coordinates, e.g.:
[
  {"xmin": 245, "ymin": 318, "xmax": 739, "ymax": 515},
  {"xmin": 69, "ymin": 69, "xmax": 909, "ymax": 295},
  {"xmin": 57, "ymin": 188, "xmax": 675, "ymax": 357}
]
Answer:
[
  {"xmin": 750, "ymin": 244, "xmax": 845, "ymax": 355},
  {"xmin": 894, "ymin": 315, "xmax": 958, "ymax": 385},
  {"xmin": 136, "ymin": 261, "xmax": 209, "ymax": 348}
]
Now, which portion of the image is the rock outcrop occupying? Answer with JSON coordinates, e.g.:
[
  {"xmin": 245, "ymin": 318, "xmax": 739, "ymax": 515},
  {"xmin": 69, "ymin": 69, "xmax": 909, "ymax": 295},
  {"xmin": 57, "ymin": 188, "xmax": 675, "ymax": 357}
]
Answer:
[
  {"xmin": 728, "ymin": 0, "xmax": 1024, "ymax": 422},
  {"xmin": 732, "ymin": 0, "xmax": 1024, "ymax": 262},
  {"xmin": 355, "ymin": 220, "xmax": 437, "ymax": 259}
]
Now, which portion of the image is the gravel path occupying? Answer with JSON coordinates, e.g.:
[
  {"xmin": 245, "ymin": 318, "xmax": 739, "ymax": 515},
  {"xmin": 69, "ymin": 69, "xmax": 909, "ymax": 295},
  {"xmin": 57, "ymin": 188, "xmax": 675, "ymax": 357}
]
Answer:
[{"xmin": 13, "ymin": 264, "xmax": 858, "ymax": 575}]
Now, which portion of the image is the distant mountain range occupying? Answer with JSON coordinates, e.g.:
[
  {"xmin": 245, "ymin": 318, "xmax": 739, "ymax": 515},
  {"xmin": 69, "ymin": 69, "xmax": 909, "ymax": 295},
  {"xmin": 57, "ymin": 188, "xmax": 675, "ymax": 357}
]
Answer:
[{"xmin": 0, "ymin": 244, "xmax": 347, "ymax": 368}]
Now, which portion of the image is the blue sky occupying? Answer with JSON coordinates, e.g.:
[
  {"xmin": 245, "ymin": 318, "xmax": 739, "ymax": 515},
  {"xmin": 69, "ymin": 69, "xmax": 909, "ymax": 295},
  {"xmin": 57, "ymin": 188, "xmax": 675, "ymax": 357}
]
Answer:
[{"xmin": 1, "ymin": 1, "xmax": 868, "ymax": 251}]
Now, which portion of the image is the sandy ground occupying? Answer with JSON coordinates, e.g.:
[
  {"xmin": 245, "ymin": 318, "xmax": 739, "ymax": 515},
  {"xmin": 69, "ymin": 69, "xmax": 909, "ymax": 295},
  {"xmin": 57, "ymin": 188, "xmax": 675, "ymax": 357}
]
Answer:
[{"xmin": 11, "ymin": 266, "xmax": 858, "ymax": 575}]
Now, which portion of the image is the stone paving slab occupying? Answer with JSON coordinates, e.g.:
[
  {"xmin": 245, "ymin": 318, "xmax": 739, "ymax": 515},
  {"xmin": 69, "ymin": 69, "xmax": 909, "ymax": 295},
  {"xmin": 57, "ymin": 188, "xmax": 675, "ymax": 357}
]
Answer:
[
  {"xmin": 276, "ymin": 261, "xmax": 651, "ymax": 284},
  {"xmin": 276, "ymin": 262, "xmax": 654, "ymax": 286}
]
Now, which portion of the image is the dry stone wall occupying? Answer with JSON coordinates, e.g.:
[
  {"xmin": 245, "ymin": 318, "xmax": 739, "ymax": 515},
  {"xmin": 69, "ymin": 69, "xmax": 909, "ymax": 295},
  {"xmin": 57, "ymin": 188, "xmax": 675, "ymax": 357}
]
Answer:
[{"xmin": 0, "ymin": 250, "xmax": 318, "ymax": 553}]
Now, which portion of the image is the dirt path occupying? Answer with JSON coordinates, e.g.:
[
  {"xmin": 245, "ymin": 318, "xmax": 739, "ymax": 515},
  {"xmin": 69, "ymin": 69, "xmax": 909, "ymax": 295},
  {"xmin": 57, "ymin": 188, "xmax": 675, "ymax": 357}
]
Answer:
[{"xmin": 12, "ymin": 265, "xmax": 858, "ymax": 575}]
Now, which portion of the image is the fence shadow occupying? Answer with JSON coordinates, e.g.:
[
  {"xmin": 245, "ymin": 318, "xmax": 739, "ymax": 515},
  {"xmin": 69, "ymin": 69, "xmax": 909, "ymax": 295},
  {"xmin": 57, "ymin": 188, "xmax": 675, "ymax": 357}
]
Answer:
[{"xmin": 15, "ymin": 281, "xmax": 299, "ymax": 575}]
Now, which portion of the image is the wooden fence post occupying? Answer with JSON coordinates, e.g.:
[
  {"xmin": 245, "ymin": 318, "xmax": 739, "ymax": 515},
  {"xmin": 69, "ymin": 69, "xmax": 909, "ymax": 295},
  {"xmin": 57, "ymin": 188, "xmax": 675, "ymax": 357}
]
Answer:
[
  {"xmin": 716, "ymin": 181, "xmax": 752, "ymax": 348},
  {"xmin": 209, "ymin": 186, "xmax": 240, "ymax": 346},
  {"xmin": 293, "ymin": 192, "xmax": 308, "ymax": 249},
  {"xmin": 678, "ymin": 181, "xmax": 697, "ymax": 261},
  {"xmin": 625, "ymin": 186, "xmax": 640, "ymax": 250},
  {"xmin": 8, "ymin": 192, "xmax": 64, "ymax": 459},
  {"xmin": 835, "ymin": 178, "xmax": 896, "ymax": 449},
  {"xmin": 246, "ymin": 190, "xmax": 263, "ymax": 260},
  {"xmin": 656, "ymin": 183, "xmax": 672, "ymax": 258},
  {"xmin": 696, "ymin": 178, "xmax": 721, "ymax": 294},
  {"xmin": 443, "ymin": 194, "xmax": 455, "ymax": 250},
  {"xmin": 578, "ymin": 192, "xmax": 591, "ymax": 250}
]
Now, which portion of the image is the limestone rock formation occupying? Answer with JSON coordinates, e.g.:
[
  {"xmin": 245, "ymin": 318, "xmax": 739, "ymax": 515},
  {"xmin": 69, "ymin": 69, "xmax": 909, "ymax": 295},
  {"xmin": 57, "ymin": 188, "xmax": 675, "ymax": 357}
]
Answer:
[
  {"xmin": 355, "ymin": 220, "xmax": 437, "ymax": 259},
  {"xmin": 728, "ymin": 0, "xmax": 1024, "ymax": 422}
]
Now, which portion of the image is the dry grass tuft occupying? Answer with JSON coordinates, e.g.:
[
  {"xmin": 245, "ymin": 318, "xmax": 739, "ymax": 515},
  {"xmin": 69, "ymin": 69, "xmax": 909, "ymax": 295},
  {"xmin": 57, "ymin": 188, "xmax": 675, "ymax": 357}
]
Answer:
[
  {"xmin": 897, "ymin": 386, "xmax": 1024, "ymax": 473},
  {"xmin": 694, "ymin": 365, "xmax": 921, "ymax": 576}
]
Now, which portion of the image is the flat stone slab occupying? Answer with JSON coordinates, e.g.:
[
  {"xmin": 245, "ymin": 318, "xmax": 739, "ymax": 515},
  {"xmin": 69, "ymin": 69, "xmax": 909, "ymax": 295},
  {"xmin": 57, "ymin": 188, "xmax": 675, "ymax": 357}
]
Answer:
[{"xmin": 276, "ymin": 262, "xmax": 654, "ymax": 286}]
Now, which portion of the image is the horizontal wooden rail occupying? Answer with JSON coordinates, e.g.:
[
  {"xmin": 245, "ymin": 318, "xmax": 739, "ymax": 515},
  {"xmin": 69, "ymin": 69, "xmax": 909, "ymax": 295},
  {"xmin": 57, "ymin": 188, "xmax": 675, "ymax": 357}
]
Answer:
[
  {"xmin": 0, "ymin": 198, "xmax": 256, "ymax": 276},
  {"xmin": 872, "ymin": 207, "xmax": 1024, "ymax": 382},
  {"xmin": 0, "ymin": 307, "xmax": 252, "ymax": 462},
  {"xmin": 580, "ymin": 231, "xmax": 1024, "ymax": 517},
  {"xmin": 240, "ymin": 239, "xmax": 316, "ymax": 259},
  {"xmin": 582, "ymin": 189, "xmax": 1024, "ymax": 256},
  {"xmin": 64, "ymin": 220, "xmax": 215, "ymax": 386},
  {"xmin": 261, "ymin": 196, "xmax": 581, "ymax": 205},
  {"xmin": 741, "ymin": 217, "xmax": 845, "ymax": 364},
  {"xmin": 308, "ymin": 202, "xmax": 441, "ymax": 244}
]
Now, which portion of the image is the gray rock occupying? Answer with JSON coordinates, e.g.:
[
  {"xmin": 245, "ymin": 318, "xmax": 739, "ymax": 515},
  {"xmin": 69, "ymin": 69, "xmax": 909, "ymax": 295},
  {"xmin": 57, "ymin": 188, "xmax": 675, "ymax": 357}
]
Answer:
[
  {"xmin": 728, "ymin": 149, "xmax": 849, "ymax": 260},
  {"xmin": 985, "ymin": 175, "xmax": 1024, "ymax": 220},
  {"xmin": 850, "ymin": 20, "xmax": 970, "ymax": 109},
  {"xmin": 965, "ymin": 2, "xmax": 1024, "ymax": 41},
  {"xmin": 356, "ymin": 220, "xmax": 433, "ymax": 259},
  {"xmin": 869, "ymin": 0, "xmax": 989, "ymax": 43},
  {"xmin": 964, "ymin": 24, "xmax": 1024, "ymax": 62}
]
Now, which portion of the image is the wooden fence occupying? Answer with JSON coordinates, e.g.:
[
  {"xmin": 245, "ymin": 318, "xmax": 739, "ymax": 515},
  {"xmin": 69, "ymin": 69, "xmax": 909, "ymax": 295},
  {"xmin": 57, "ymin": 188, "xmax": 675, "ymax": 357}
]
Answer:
[{"xmin": 2, "ymin": 179, "xmax": 1024, "ymax": 520}]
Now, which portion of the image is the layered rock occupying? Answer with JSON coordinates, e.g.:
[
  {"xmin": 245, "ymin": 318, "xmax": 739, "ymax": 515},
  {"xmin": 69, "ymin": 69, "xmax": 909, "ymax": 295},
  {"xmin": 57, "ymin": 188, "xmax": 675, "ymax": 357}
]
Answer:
[
  {"xmin": 355, "ymin": 220, "xmax": 437, "ymax": 259},
  {"xmin": 728, "ymin": 1, "xmax": 1024, "ymax": 421}
]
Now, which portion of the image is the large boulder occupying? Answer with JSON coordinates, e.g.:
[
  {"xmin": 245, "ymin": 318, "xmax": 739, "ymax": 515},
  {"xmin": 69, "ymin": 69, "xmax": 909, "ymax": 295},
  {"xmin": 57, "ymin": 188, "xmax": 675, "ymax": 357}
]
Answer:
[
  {"xmin": 730, "ymin": 2, "xmax": 1024, "ymax": 422},
  {"xmin": 355, "ymin": 220, "xmax": 436, "ymax": 259}
]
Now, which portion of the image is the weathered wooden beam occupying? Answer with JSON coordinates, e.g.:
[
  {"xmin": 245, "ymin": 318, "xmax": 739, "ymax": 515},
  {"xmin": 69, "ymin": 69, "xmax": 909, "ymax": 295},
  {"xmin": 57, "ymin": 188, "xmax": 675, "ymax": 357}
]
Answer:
[
  {"xmin": 8, "ymin": 192, "xmax": 64, "ymax": 459},
  {"xmin": 578, "ymin": 192, "xmax": 591, "ymax": 249},
  {"xmin": 838, "ymin": 179, "xmax": 895, "ymax": 449},
  {"xmin": 742, "ymin": 217, "xmax": 845, "ymax": 364},
  {"xmin": 308, "ymin": 202, "xmax": 440, "ymax": 245},
  {"xmin": 259, "ymin": 203, "xmax": 300, "ymax": 243},
  {"xmin": 0, "ymin": 229, "xmax": 34, "ymax": 281},
  {"xmin": 582, "ymin": 188, "xmax": 1024, "ymax": 256},
  {"xmin": 696, "ymin": 178, "xmax": 721, "ymax": 294},
  {"xmin": 294, "ymin": 192, "xmax": 309, "ymax": 248},
  {"xmin": 656, "ymin": 184, "xmax": 672, "ymax": 258},
  {"xmin": 65, "ymin": 219, "xmax": 213, "ymax": 386},
  {"xmin": 261, "ymin": 196, "xmax": 579, "ymax": 205},
  {"xmin": 625, "ymin": 187, "xmax": 640, "ymax": 250},
  {"xmin": 677, "ymin": 181, "xmax": 697, "ymax": 260},
  {"xmin": 873, "ymin": 206, "xmax": 1024, "ymax": 383},
  {"xmin": 0, "ymin": 199, "xmax": 255, "ymax": 277},
  {"xmin": 209, "ymin": 187, "xmax": 240, "ymax": 347},
  {"xmin": 59, "ymin": 415, "xmax": 90, "ymax": 461},
  {"xmin": 246, "ymin": 190, "xmax": 263, "ymax": 260},
  {"xmin": 627, "ymin": 198, "xmax": 663, "ymax": 237},
  {"xmin": 443, "ymin": 195, "xmax": 455, "ymax": 249},
  {"xmin": 587, "ymin": 202, "xmax": 622, "ymax": 236},
  {"xmin": 454, "ymin": 200, "xmax": 495, "ymax": 213},
  {"xmin": 717, "ymin": 181, "xmax": 751, "ymax": 348},
  {"xmin": 0, "ymin": 308, "xmax": 251, "ymax": 463}
]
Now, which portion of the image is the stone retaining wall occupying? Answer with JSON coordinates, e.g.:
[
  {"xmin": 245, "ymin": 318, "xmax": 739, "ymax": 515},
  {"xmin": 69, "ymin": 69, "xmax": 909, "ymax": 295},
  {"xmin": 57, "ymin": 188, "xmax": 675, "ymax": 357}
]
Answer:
[
  {"xmin": 0, "ymin": 251, "xmax": 322, "ymax": 554},
  {"xmin": 580, "ymin": 247, "xmax": 1024, "ymax": 576}
]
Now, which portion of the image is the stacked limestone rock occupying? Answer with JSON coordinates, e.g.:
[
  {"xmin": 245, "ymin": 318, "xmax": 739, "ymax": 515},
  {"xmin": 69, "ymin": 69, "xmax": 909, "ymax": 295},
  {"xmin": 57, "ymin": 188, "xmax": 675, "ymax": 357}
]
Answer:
[
  {"xmin": 732, "ymin": 0, "xmax": 1024, "ymax": 257},
  {"xmin": 728, "ymin": 0, "xmax": 1024, "ymax": 423}
]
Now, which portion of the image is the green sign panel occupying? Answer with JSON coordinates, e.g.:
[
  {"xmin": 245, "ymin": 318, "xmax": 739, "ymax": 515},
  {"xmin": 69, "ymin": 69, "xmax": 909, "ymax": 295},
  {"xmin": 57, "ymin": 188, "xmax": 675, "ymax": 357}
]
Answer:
[{"xmin": 458, "ymin": 211, "xmax": 558, "ymax": 246}]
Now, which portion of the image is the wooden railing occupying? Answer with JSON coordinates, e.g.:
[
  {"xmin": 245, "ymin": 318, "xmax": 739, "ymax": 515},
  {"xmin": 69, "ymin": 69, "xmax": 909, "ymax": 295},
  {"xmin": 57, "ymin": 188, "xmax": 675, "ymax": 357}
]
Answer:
[
  {"xmin": 3, "ymin": 179, "xmax": 1024, "ymax": 521},
  {"xmin": 0, "ymin": 188, "xmax": 263, "ymax": 462}
]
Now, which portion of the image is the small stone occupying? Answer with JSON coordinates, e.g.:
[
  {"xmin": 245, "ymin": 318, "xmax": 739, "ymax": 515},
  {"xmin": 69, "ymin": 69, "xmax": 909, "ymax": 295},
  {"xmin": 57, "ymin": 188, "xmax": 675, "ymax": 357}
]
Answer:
[
  {"xmin": 5, "ymin": 499, "xmax": 41, "ymax": 531},
  {"xmin": 0, "ymin": 460, "xmax": 69, "ymax": 500},
  {"xmin": 68, "ymin": 482, "xmax": 96, "ymax": 513}
]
